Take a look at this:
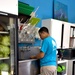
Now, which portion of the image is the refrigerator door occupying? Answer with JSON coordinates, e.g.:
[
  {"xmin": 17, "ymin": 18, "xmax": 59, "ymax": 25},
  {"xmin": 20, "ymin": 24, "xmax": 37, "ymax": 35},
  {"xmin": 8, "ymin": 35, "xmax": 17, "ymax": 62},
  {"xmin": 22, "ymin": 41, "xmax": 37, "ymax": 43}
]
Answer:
[{"xmin": 0, "ymin": 12, "xmax": 18, "ymax": 75}]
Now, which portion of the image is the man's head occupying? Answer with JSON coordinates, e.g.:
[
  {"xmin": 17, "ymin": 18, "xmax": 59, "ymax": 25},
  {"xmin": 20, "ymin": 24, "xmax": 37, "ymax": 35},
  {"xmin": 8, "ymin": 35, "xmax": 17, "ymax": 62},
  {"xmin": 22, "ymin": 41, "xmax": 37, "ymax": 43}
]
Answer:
[{"xmin": 38, "ymin": 27, "xmax": 49, "ymax": 40}]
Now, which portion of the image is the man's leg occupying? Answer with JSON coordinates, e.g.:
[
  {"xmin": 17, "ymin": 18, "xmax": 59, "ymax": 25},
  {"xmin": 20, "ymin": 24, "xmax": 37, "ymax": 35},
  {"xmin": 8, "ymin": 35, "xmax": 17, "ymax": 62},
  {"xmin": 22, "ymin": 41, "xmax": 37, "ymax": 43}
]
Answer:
[{"xmin": 40, "ymin": 66, "xmax": 57, "ymax": 75}]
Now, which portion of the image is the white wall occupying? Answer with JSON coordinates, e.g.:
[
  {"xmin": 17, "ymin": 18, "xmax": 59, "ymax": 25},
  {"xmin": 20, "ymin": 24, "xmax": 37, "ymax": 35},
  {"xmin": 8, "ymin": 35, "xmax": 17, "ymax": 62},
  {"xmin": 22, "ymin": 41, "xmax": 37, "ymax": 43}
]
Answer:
[{"xmin": 0, "ymin": 0, "xmax": 18, "ymax": 15}]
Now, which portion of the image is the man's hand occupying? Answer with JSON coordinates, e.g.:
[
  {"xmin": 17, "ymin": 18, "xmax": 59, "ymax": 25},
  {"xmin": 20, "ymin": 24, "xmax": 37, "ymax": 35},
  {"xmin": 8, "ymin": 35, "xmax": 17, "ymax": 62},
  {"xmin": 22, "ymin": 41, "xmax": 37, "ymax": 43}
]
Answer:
[
  {"xmin": 30, "ymin": 52, "xmax": 44, "ymax": 59},
  {"xmin": 30, "ymin": 56, "xmax": 36, "ymax": 59}
]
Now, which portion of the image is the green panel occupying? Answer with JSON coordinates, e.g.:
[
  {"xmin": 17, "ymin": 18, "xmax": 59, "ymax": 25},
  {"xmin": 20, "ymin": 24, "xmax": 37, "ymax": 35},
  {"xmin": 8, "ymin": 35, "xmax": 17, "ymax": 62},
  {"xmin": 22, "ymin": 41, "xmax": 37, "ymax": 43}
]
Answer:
[
  {"xmin": 28, "ymin": 17, "xmax": 40, "ymax": 26},
  {"xmin": 18, "ymin": 2, "xmax": 34, "ymax": 10},
  {"xmin": 18, "ymin": 1, "xmax": 34, "ymax": 15},
  {"xmin": 18, "ymin": 7, "xmax": 33, "ymax": 15}
]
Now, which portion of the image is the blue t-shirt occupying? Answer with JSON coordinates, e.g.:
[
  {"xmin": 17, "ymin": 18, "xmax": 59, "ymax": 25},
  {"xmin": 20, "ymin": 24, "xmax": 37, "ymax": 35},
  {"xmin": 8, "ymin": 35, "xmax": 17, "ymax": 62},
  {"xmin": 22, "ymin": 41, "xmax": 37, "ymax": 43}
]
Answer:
[{"xmin": 40, "ymin": 36, "xmax": 57, "ymax": 67}]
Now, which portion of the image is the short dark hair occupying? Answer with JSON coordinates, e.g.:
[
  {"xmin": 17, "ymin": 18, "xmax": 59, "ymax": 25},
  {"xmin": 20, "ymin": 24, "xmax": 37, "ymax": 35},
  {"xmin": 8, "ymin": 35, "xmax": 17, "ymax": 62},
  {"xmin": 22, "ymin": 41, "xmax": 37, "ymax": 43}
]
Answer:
[{"xmin": 38, "ymin": 27, "xmax": 49, "ymax": 33}]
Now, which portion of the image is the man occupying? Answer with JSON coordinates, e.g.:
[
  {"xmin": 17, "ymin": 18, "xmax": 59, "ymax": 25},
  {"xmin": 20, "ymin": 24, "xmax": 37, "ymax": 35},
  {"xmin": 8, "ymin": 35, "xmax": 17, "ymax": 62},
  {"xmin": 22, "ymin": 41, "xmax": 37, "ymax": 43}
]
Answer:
[{"xmin": 31, "ymin": 27, "xmax": 57, "ymax": 75}]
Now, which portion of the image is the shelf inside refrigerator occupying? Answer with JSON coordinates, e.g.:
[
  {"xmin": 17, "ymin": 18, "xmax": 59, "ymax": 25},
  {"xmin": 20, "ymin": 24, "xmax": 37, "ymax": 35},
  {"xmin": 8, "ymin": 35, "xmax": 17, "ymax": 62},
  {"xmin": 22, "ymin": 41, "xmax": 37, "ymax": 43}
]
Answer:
[
  {"xmin": 0, "ymin": 57, "xmax": 9, "ymax": 60},
  {"xmin": 0, "ymin": 31, "xmax": 9, "ymax": 34}
]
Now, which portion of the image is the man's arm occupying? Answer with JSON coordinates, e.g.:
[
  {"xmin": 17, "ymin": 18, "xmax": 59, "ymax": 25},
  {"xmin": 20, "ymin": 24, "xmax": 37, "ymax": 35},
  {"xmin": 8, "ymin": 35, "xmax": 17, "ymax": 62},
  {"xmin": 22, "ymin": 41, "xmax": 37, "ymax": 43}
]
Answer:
[{"xmin": 30, "ymin": 52, "xmax": 44, "ymax": 59}]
